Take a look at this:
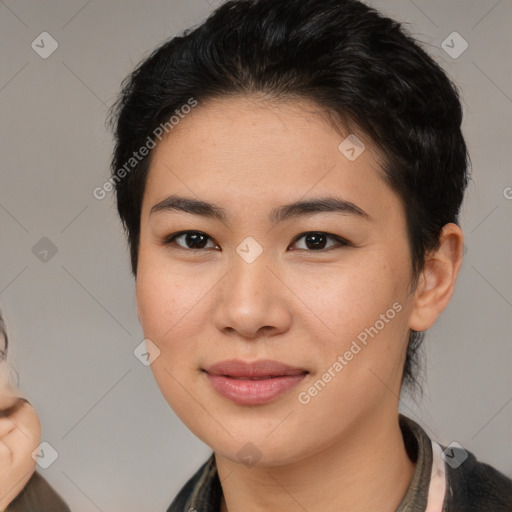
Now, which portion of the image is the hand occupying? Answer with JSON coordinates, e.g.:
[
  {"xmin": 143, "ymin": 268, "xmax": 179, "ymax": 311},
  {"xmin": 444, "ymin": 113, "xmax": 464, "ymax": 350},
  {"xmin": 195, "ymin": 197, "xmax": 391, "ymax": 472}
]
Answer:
[{"xmin": 0, "ymin": 386, "xmax": 41, "ymax": 510}]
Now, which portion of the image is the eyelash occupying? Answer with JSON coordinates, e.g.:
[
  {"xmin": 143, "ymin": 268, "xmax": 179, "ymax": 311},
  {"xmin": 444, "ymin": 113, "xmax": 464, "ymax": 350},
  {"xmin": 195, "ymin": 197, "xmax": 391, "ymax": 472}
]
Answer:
[{"xmin": 161, "ymin": 231, "xmax": 351, "ymax": 252}]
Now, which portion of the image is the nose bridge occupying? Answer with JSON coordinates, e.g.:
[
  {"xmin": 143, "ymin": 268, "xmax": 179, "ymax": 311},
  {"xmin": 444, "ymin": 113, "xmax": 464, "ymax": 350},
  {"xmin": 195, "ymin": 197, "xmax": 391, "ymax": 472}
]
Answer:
[
  {"xmin": 214, "ymin": 240, "xmax": 289, "ymax": 337},
  {"xmin": 229, "ymin": 239, "xmax": 274, "ymax": 303}
]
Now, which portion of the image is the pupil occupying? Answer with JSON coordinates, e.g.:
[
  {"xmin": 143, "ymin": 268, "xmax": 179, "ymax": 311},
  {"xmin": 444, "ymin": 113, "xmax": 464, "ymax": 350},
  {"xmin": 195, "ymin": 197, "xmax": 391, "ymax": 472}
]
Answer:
[
  {"xmin": 183, "ymin": 233, "xmax": 328, "ymax": 250},
  {"xmin": 306, "ymin": 233, "xmax": 326, "ymax": 250},
  {"xmin": 187, "ymin": 232, "xmax": 207, "ymax": 249}
]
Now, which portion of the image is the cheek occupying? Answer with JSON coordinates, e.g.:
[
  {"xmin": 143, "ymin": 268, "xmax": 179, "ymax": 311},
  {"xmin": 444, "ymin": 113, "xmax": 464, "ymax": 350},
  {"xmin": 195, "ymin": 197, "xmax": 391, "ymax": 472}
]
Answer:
[
  {"xmin": 295, "ymin": 256, "xmax": 404, "ymax": 328},
  {"xmin": 136, "ymin": 260, "xmax": 184, "ymax": 363},
  {"xmin": 295, "ymin": 257, "xmax": 411, "ymax": 380},
  {"xmin": 136, "ymin": 244, "xmax": 190, "ymax": 334},
  {"xmin": 136, "ymin": 271, "xmax": 167, "ymax": 337},
  {"xmin": 135, "ymin": 253, "xmax": 212, "ymax": 372},
  {"xmin": 135, "ymin": 264, "xmax": 205, "ymax": 422}
]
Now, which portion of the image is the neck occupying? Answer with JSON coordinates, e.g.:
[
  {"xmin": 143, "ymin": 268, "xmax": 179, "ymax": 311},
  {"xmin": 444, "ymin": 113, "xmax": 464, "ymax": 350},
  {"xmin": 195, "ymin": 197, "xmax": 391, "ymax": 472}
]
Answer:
[{"xmin": 217, "ymin": 408, "xmax": 415, "ymax": 512}]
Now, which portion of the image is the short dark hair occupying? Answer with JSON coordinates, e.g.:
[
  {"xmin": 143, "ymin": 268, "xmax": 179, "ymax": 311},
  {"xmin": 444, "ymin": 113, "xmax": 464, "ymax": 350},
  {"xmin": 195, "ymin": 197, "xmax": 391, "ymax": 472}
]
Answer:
[
  {"xmin": 0, "ymin": 309, "xmax": 8, "ymax": 360},
  {"xmin": 108, "ymin": 0, "xmax": 470, "ymax": 394}
]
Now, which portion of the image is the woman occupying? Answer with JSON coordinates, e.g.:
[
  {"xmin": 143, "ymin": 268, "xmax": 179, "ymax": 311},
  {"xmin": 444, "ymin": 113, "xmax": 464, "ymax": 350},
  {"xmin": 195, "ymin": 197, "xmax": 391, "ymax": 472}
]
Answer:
[
  {"xmin": 0, "ymin": 311, "xmax": 70, "ymax": 511},
  {"xmin": 108, "ymin": 0, "xmax": 512, "ymax": 510}
]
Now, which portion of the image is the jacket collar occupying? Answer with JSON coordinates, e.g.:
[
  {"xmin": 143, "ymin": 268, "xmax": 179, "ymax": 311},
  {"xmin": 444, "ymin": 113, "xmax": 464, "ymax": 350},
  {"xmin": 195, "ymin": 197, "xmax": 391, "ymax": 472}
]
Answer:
[{"xmin": 172, "ymin": 414, "xmax": 438, "ymax": 512}]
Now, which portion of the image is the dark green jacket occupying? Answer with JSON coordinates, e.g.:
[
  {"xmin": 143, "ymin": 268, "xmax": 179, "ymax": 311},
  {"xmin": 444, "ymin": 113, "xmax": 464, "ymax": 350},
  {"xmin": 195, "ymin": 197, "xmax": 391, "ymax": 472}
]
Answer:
[
  {"xmin": 166, "ymin": 415, "xmax": 512, "ymax": 511},
  {"xmin": 5, "ymin": 472, "xmax": 70, "ymax": 512}
]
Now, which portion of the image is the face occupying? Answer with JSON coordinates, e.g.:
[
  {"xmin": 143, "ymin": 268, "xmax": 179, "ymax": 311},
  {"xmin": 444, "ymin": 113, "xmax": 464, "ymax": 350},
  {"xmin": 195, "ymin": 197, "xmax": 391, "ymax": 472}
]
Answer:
[{"xmin": 136, "ymin": 95, "xmax": 416, "ymax": 466}]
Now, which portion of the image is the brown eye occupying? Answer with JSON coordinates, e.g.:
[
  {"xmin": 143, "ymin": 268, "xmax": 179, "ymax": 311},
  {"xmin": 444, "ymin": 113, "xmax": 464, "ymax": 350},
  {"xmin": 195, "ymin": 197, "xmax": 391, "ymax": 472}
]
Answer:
[
  {"xmin": 290, "ymin": 232, "xmax": 350, "ymax": 251},
  {"xmin": 164, "ymin": 231, "xmax": 218, "ymax": 250}
]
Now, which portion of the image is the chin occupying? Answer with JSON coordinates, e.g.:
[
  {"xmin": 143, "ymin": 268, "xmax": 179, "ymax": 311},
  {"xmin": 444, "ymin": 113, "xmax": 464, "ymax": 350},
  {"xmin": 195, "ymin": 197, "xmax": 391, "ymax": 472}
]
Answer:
[{"xmin": 208, "ymin": 429, "xmax": 318, "ymax": 468}]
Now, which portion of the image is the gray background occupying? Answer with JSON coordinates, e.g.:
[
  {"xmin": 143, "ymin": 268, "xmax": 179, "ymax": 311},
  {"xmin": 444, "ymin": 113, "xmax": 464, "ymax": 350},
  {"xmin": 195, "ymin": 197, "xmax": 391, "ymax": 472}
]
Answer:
[{"xmin": 0, "ymin": 0, "xmax": 511, "ymax": 510}]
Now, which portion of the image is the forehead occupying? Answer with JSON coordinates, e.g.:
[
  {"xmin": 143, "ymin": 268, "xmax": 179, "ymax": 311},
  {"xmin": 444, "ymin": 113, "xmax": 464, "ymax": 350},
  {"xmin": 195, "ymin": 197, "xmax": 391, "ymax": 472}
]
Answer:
[
  {"xmin": 142, "ymin": 95, "xmax": 400, "ymax": 223},
  {"xmin": 152, "ymin": 94, "xmax": 366, "ymax": 164}
]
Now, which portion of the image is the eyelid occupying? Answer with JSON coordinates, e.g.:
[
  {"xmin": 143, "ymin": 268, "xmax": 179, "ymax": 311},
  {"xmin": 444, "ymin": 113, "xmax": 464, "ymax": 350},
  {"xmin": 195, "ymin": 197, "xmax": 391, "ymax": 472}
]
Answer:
[
  {"xmin": 162, "ymin": 231, "xmax": 219, "ymax": 250},
  {"xmin": 162, "ymin": 230, "xmax": 351, "ymax": 251},
  {"xmin": 289, "ymin": 231, "xmax": 351, "ymax": 251}
]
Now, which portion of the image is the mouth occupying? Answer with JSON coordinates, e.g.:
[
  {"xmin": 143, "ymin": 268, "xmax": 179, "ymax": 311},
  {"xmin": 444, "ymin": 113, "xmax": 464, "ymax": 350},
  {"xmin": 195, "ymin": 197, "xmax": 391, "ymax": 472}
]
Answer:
[{"xmin": 203, "ymin": 359, "xmax": 309, "ymax": 405}]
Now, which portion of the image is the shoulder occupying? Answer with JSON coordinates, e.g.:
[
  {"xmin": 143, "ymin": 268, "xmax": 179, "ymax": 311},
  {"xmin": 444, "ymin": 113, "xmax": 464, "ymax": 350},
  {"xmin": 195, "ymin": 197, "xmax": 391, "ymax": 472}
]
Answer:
[
  {"xmin": 443, "ymin": 445, "xmax": 512, "ymax": 511},
  {"xmin": 6, "ymin": 471, "xmax": 70, "ymax": 512}
]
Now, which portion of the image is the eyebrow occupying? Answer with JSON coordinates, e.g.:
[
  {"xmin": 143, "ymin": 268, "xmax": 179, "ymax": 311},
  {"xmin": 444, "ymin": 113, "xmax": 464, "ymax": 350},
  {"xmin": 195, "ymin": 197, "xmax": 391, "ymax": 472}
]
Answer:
[{"xmin": 149, "ymin": 194, "xmax": 371, "ymax": 223}]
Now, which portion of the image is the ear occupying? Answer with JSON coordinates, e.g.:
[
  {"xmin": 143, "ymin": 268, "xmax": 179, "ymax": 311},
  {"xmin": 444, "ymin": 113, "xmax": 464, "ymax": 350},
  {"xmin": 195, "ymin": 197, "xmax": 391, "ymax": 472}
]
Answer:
[{"xmin": 409, "ymin": 223, "xmax": 464, "ymax": 332}]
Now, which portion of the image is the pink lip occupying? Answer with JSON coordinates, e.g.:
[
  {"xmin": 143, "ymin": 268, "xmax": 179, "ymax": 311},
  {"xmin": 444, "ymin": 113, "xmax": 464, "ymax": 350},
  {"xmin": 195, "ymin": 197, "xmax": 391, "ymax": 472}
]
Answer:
[{"xmin": 203, "ymin": 359, "xmax": 308, "ymax": 406}]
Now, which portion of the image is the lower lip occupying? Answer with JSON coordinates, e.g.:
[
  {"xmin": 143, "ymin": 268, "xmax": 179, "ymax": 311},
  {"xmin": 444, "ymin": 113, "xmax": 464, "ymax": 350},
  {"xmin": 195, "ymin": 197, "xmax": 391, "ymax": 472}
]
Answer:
[{"xmin": 205, "ymin": 372, "xmax": 307, "ymax": 405}]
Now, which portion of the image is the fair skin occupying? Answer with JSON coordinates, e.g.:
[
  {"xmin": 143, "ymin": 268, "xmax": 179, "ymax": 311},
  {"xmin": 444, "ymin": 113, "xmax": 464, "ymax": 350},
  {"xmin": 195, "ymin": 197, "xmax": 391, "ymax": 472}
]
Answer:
[
  {"xmin": 0, "ymin": 381, "xmax": 41, "ymax": 510},
  {"xmin": 136, "ymin": 95, "xmax": 464, "ymax": 512}
]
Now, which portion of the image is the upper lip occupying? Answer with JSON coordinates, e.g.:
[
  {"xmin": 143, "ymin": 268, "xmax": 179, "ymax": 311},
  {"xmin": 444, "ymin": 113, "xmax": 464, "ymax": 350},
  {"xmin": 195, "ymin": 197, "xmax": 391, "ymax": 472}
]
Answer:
[{"xmin": 204, "ymin": 359, "xmax": 308, "ymax": 378}]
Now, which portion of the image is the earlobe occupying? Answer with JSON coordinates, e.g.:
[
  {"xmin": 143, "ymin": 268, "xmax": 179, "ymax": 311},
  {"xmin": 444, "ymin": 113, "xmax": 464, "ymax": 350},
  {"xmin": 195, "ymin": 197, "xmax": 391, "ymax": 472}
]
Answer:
[{"xmin": 408, "ymin": 223, "xmax": 464, "ymax": 332}]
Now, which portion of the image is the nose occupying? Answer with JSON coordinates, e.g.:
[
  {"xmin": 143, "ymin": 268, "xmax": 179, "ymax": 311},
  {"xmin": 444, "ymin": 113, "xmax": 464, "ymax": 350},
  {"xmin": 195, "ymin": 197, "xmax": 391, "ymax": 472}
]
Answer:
[{"xmin": 213, "ymin": 253, "xmax": 292, "ymax": 340}]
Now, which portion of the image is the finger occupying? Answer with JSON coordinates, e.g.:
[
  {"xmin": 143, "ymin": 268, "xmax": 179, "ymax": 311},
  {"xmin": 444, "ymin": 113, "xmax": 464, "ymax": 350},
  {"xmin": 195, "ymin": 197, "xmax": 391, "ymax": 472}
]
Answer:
[
  {"xmin": 0, "ymin": 397, "xmax": 28, "ymax": 419},
  {"xmin": 0, "ymin": 400, "xmax": 23, "ymax": 437},
  {"xmin": 0, "ymin": 416, "xmax": 16, "ymax": 438},
  {"xmin": 0, "ymin": 392, "xmax": 24, "ymax": 412},
  {"xmin": 0, "ymin": 437, "xmax": 13, "ymax": 463},
  {"xmin": 3, "ymin": 403, "xmax": 40, "ymax": 444},
  {"xmin": 1, "ymin": 405, "xmax": 40, "ymax": 466}
]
